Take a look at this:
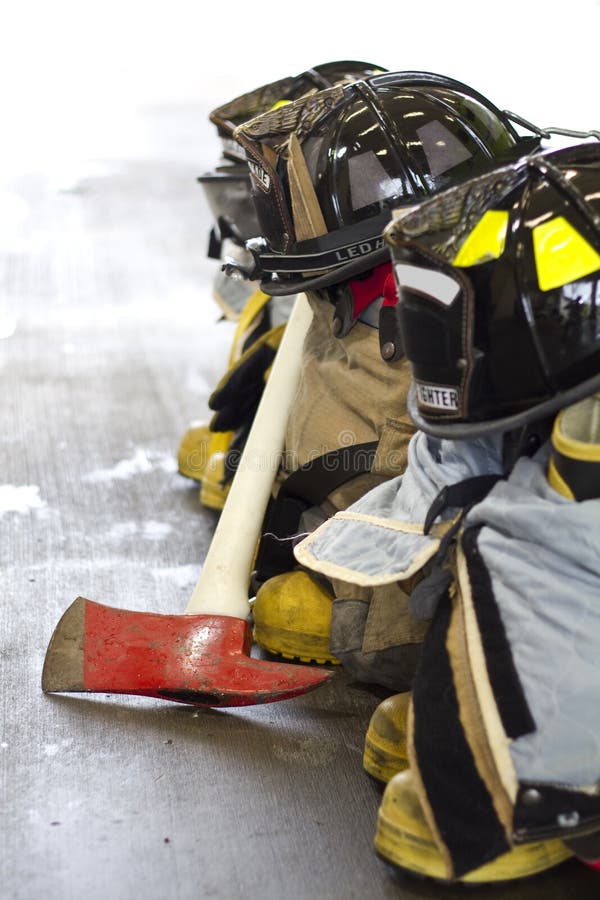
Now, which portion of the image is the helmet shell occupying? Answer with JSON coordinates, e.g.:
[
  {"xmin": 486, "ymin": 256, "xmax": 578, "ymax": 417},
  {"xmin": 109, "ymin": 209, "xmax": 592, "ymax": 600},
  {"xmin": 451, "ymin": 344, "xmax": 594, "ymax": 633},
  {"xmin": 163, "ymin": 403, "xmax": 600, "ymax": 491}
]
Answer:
[
  {"xmin": 199, "ymin": 61, "xmax": 387, "ymax": 248},
  {"xmin": 234, "ymin": 71, "xmax": 540, "ymax": 293}
]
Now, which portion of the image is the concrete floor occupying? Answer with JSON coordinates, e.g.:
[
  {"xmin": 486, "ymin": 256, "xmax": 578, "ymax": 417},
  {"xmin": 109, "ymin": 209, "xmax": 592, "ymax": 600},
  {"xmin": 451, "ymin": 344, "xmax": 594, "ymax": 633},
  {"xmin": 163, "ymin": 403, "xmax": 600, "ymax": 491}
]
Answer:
[{"xmin": 1, "ymin": 104, "xmax": 598, "ymax": 900}]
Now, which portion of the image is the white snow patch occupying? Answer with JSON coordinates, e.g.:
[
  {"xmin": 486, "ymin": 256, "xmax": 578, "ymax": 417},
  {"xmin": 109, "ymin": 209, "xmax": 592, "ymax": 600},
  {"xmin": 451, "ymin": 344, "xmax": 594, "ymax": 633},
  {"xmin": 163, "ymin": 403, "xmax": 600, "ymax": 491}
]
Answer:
[
  {"xmin": 83, "ymin": 448, "xmax": 153, "ymax": 482},
  {"xmin": 107, "ymin": 521, "xmax": 139, "ymax": 539},
  {"xmin": 83, "ymin": 448, "xmax": 177, "ymax": 483},
  {"xmin": 152, "ymin": 564, "xmax": 200, "ymax": 588},
  {"xmin": 153, "ymin": 453, "xmax": 178, "ymax": 475},
  {"xmin": 43, "ymin": 739, "xmax": 73, "ymax": 757},
  {"xmin": 0, "ymin": 484, "xmax": 46, "ymax": 514},
  {"xmin": 34, "ymin": 505, "xmax": 56, "ymax": 521},
  {"xmin": 143, "ymin": 521, "xmax": 173, "ymax": 539},
  {"xmin": 107, "ymin": 520, "xmax": 173, "ymax": 541}
]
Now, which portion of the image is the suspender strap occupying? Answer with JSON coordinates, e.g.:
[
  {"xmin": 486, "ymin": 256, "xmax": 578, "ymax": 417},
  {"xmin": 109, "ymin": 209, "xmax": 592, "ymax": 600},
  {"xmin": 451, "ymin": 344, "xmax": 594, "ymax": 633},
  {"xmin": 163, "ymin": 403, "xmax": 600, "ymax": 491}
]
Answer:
[
  {"xmin": 423, "ymin": 474, "xmax": 504, "ymax": 535},
  {"xmin": 253, "ymin": 441, "xmax": 378, "ymax": 585}
]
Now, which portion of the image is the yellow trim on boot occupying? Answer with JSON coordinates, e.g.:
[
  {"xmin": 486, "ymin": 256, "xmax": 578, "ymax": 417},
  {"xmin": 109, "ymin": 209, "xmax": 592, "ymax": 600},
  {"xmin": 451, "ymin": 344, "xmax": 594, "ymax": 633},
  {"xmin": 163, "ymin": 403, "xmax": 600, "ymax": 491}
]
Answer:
[
  {"xmin": 548, "ymin": 395, "xmax": 600, "ymax": 500},
  {"xmin": 547, "ymin": 455, "xmax": 575, "ymax": 500},
  {"xmin": 197, "ymin": 431, "xmax": 233, "ymax": 511},
  {"xmin": 375, "ymin": 770, "xmax": 572, "ymax": 884},
  {"xmin": 177, "ymin": 422, "xmax": 234, "ymax": 512},
  {"xmin": 551, "ymin": 396, "xmax": 600, "ymax": 461},
  {"xmin": 252, "ymin": 570, "xmax": 340, "ymax": 665},
  {"xmin": 363, "ymin": 692, "xmax": 410, "ymax": 784}
]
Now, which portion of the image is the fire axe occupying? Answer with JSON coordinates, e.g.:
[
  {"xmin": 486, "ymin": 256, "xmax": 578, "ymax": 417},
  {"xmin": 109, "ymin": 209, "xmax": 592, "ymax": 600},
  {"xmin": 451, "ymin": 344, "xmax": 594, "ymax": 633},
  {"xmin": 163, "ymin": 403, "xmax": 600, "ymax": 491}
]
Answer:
[{"xmin": 42, "ymin": 293, "xmax": 332, "ymax": 708}]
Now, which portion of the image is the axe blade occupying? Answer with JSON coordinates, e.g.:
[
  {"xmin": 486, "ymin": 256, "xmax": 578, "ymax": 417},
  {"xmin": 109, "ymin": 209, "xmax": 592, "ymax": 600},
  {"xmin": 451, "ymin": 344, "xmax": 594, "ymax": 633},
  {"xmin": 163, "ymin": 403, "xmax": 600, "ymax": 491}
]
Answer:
[{"xmin": 42, "ymin": 597, "xmax": 333, "ymax": 708}]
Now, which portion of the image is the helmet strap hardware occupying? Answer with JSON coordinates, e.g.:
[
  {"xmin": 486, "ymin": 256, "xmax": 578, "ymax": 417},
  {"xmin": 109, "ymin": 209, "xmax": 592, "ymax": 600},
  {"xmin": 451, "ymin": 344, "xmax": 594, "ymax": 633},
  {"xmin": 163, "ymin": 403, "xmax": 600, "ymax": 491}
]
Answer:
[
  {"xmin": 504, "ymin": 110, "xmax": 600, "ymax": 144},
  {"xmin": 330, "ymin": 287, "xmax": 355, "ymax": 338},
  {"xmin": 378, "ymin": 306, "xmax": 403, "ymax": 362}
]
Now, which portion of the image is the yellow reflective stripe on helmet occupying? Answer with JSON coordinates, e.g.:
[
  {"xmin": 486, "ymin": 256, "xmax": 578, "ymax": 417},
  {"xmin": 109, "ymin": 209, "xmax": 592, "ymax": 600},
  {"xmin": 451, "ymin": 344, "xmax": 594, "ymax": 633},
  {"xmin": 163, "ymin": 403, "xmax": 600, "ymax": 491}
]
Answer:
[
  {"xmin": 453, "ymin": 210, "xmax": 509, "ymax": 267},
  {"xmin": 533, "ymin": 215, "xmax": 600, "ymax": 291}
]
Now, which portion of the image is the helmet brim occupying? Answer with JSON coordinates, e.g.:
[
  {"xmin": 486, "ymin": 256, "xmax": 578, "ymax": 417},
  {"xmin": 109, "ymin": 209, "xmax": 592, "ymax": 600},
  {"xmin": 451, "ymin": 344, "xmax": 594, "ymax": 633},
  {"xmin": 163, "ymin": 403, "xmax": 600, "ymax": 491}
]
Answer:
[{"xmin": 259, "ymin": 246, "xmax": 391, "ymax": 295}]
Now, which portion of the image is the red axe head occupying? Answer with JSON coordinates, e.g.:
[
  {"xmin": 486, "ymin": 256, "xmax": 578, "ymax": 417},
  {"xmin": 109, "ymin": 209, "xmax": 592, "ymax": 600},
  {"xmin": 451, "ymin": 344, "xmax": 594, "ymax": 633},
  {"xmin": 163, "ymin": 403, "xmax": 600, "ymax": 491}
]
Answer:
[{"xmin": 42, "ymin": 597, "xmax": 333, "ymax": 708}]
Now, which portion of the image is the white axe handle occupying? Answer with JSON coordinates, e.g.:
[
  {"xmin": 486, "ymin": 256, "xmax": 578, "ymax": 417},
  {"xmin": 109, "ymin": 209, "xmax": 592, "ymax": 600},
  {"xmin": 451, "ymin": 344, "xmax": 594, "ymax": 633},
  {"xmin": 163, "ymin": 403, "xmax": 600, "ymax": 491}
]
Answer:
[{"xmin": 185, "ymin": 292, "xmax": 312, "ymax": 618}]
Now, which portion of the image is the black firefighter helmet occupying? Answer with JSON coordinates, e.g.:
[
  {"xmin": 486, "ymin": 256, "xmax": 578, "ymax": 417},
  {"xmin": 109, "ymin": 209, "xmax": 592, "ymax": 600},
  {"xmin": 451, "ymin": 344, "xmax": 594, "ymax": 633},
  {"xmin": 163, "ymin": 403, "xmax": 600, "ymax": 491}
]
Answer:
[
  {"xmin": 232, "ymin": 70, "xmax": 540, "ymax": 293},
  {"xmin": 198, "ymin": 60, "xmax": 387, "ymax": 252},
  {"xmin": 384, "ymin": 141, "xmax": 600, "ymax": 436}
]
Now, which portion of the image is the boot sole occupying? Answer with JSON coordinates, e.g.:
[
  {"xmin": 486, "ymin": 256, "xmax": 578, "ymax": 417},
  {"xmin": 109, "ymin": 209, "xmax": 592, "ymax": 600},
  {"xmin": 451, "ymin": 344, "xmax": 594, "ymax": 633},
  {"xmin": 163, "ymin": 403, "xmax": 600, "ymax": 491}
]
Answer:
[
  {"xmin": 375, "ymin": 804, "xmax": 573, "ymax": 885},
  {"xmin": 253, "ymin": 624, "xmax": 340, "ymax": 666}
]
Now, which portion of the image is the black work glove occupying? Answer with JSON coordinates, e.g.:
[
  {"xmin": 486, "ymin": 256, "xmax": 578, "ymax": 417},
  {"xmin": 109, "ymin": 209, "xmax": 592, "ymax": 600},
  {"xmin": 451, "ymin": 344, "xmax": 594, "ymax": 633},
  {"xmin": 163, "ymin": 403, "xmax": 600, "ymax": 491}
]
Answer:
[{"xmin": 208, "ymin": 324, "xmax": 286, "ymax": 433}]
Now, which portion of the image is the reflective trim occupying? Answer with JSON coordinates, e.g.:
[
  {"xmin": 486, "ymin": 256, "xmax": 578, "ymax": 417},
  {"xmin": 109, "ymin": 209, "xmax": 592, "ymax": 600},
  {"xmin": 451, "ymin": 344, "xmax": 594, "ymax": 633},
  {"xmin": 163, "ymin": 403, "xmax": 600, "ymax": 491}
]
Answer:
[
  {"xmin": 453, "ymin": 210, "xmax": 509, "ymax": 267},
  {"xmin": 394, "ymin": 263, "xmax": 461, "ymax": 306},
  {"xmin": 533, "ymin": 215, "xmax": 600, "ymax": 291}
]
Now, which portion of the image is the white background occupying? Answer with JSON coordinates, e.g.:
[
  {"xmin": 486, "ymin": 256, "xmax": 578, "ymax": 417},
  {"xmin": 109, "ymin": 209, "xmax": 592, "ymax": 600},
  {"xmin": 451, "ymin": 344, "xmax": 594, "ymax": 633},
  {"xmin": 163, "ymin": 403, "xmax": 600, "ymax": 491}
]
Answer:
[{"xmin": 2, "ymin": 0, "xmax": 599, "ymax": 176}]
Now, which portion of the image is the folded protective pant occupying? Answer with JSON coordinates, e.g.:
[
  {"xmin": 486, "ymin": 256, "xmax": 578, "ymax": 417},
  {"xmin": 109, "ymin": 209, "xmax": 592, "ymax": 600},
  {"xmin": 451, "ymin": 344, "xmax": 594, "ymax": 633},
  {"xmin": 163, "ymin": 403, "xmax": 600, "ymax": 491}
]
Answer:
[{"xmin": 407, "ymin": 450, "xmax": 600, "ymax": 879}]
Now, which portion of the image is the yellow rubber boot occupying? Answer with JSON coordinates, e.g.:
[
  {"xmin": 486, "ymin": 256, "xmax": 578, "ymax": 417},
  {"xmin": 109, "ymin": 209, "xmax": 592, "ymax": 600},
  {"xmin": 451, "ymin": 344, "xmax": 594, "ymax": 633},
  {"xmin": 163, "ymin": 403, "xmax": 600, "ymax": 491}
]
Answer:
[
  {"xmin": 197, "ymin": 431, "xmax": 234, "ymax": 510},
  {"xmin": 252, "ymin": 570, "xmax": 340, "ymax": 665},
  {"xmin": 547, "ymin": 393, "xmax": 600, "ymax": 501},
  {"xmin": 375, "ymin": 769, "xmax": 572, "ymax": 884},
  {"xmin": 177, "ymin": 287, "xmax": 273, "ymax": 496},
  {"xmin": 177, "ymin": 422, "xmax": 234, "ymax": 484},
  {"xmin": 178, "ymin": 421, "xmax": 212, "ymax": 481},
  {"xmin": 363, "ymin": 692, "xmax": 410, "ymax": 784}
]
